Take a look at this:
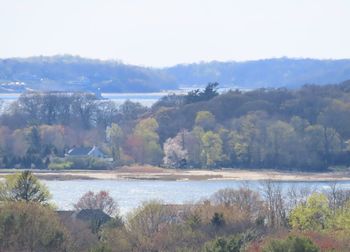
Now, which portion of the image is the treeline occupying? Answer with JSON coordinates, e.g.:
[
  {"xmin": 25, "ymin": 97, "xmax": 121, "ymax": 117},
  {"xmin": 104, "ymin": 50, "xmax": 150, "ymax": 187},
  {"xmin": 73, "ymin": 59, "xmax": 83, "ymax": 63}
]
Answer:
[
  {"xmin": 156, "ymin": 81, "xmax": 350, "ymax": 170},
  {"xmin": 0, "ymin": 80, "xmax": 350, "ymax": 170},
  {"xmin": 0, "ymin": 55, "xmax": 176, "ymax": 92},
  {"xmin": 1, "ymin": 171, "xmax": 350, "ymax": 251},
  {"xmin": 2, "ymin": 56, "xmax": 350, "ymax": 93}
]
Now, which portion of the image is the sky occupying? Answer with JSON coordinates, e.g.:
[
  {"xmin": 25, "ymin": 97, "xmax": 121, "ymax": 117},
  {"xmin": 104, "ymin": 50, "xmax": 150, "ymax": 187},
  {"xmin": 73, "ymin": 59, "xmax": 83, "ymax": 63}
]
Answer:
[{"xmin": 0, "ymin": 0, "xmax": 349, "ymax": 67}]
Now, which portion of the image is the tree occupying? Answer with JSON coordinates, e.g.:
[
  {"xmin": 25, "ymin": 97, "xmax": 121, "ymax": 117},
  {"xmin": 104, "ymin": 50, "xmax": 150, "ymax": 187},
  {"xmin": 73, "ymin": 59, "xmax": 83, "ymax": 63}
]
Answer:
[
  {"xmin": 185, "ymin": 82, "xmax": 219, "ymax": 104},
  {"xmin": 211, "ymin": 212, "xmax": 225, "ymax": 228},
  {"xmin": 26, "ymin": 126, "xmax": 42, "ymax": 155},
  {"xmin": 183, "ymin": 129, "xmax": 202, "ymax": 167},
  {"xmin": 0, "ymin": 202, "xmax": 70, "ymax": 252},
  {"xmin": 74, "ymin": 191, "xmax": 119, "ymax": 216},
  {"xmin": 263, "ymin": 236, "xmax": 319, "ymax": 252},
  {"xmin": 211, "ymin": 188, "xmax": 265, "ymax": 221},
  {"xmin": 331, "ymin": 201, "xmax": 350, "ymax": 231},
  {"xmin": 200, "ymin": 131, "xmax": 223, "ymax": 167},
  {"xmin": 266, "ymin": 120, "xmax": 297, "ymax": 168},
  {"xmin": 195, "ymin": 111, "xmax": 216, "ymax": 131},
  {"xmin": 0, "ymin": 170, "xmax": 51, "ymax": 204},
  {"xmin": 230, "ymin": 112, "xmax": 268, "ymax": 167},
  {"xmin": 71, "ymin": 93, "xmax": 98, "ymax": 129},
  {"xmin": 163, "ymin": 132, "xmax": 188, "ymax": 168},
  {"xmin": 305, "ymin": 125, "xmax": 341, "ymax": 168},
  {"xmin": 127, "ymin": 200, "xmax": 173, "ymax": 250},
  {"xmin": 289, "ymin": 193, "xmax": 331, "ymax": 231},
  {"xmin": 129, "ymin": 118, "xmax": 162, "ymax": 165},
  {"xmin": 106, "ymin": 123, "xmax": 124, "ymax": 162},
  {"xmin": 318, "ymin": 99, "xmax": 350, "ymax": 139},
  {"xmin": 262, "ymin": 180, "xmax": 287, "ymax": 229}
]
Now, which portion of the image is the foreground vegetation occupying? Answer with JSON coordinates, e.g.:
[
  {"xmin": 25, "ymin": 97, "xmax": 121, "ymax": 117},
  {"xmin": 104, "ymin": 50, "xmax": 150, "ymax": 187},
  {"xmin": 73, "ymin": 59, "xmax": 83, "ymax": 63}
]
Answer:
[
  {"xmin": 1, "ymin": 171, "xmax": 350, "ymax": 251},
  {"xmin": 0, "ymin": 81, "xmax": 350, "ymax": 171}
]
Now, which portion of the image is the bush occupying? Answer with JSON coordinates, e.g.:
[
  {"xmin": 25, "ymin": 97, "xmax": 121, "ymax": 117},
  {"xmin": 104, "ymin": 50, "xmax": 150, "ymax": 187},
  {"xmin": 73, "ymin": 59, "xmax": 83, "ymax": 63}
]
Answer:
[
  {"xmin": 263, "ymin": 236, "xmax": 319, "ymax": 252},
  {"xmin": 48, "ymin": 157, "xmax": 73, "ymax": 170},
  {"xmin": 0, "ymin": 202, "xmax": 71, "ymax": 251},
  {"xmin": 204, "ymin": 234, "xmax": 244, "ymax": 252},
  {"xmin": 66, "ymin": 157, "xmax": 112, "ymax": 170}
]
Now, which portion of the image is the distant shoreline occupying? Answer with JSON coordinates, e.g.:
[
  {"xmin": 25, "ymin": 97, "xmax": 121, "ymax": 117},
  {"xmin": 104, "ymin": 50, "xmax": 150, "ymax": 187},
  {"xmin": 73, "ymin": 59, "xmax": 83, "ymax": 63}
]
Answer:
[{"xmin": 0, "ymin": 166, "xmax": 349, "ymax": 182}]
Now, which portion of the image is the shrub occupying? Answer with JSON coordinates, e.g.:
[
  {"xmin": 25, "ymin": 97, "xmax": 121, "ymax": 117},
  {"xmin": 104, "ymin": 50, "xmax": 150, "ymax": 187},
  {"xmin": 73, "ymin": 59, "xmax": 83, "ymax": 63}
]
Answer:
[
  {"xmin": 262, "ymin": 235, "xmax": 319, "ymax": 252},
  {"xmin": 0, "ymin": 202, "xmax": 71, "ymax": 251},
  {"xmin": 204, "ymin": 234, "xmax": 244, "ymax": 252},
  {"xmin": 48, "ymin": 158, "xmax": 73, "ymax": 170},
  {"xmin": 66, "ymin": 157, "xmax": 112, "ymax": 170}
]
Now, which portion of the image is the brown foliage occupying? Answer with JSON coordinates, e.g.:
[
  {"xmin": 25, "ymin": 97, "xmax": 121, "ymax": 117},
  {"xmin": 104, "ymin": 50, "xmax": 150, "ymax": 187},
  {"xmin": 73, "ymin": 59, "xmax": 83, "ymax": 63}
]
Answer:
[
  {"xmin": 0, "ymin": 202, "xmax": 71, "ymax": 252},
  {"xmin": 74, "ymin": 190, "xmax": 119, "ymax": 216}
]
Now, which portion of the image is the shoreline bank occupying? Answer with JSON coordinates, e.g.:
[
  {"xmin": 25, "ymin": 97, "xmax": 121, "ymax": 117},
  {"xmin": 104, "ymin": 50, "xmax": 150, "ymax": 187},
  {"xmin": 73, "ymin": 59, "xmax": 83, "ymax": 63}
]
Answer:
[{"xmin": 0, "ymin": 166, "xmax": 349, "ymax": 181}]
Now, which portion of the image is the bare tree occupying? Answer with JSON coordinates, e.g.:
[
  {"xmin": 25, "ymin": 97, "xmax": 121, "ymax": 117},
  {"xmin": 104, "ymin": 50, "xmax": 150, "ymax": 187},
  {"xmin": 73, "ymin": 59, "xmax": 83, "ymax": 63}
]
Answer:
[
  {"xmin": 74, "ymin": 191, "xmax": 119, "ymax": 216},
  {"xmin": 326, "ymin": 182, "xmax": 350, "ymax": 213},
  {"xmin": 261, "ymin": 180, "xmax": 288, "ymax": 229},
  {"xmin": 287, "ymin": 184, "xmax": 314, "ymax": 212}
]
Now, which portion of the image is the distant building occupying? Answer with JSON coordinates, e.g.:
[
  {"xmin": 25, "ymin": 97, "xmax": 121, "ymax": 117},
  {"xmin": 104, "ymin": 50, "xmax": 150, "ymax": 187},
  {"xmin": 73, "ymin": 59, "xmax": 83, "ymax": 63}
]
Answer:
[
  {"xmin": 65, "ymin": 146, "xmax": 108, "ymax": 159},
  {"xmin": 75, "ymin": 209, "xmax": 112, "ymax": 224},
  {"xmin": 57, "ymin": 209, "xmax": 112, "ymax": 234}
]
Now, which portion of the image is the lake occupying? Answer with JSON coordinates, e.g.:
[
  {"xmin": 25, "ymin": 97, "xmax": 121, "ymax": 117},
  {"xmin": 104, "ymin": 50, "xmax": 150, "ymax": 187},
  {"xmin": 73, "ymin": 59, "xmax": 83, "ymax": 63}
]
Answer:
[{"xmin": 43, "ymin": 179, "xmax": 350, "ymax": 215}]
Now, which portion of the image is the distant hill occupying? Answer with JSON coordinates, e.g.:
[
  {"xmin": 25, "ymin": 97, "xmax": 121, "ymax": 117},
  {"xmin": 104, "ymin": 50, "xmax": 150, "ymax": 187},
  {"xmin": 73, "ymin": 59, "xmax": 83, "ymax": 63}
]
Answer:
[
  {"xmin": 166, "ymin": 58, "xmax": 350, "ymax": 89},
  {"xmin": 0, "ymin": 55, "xmax": 176, "ymax": 93},
  {"xmin": 1, "ymin": 56, "xmax": 350, "ymax": 93}
]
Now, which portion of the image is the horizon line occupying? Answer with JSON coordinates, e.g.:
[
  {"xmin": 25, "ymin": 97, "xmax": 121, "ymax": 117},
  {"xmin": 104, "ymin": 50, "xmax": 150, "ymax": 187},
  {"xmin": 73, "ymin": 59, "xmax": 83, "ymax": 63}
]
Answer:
[{"xmin": 1, "ymin": 54, "xmax": 350, "ymax": 68}]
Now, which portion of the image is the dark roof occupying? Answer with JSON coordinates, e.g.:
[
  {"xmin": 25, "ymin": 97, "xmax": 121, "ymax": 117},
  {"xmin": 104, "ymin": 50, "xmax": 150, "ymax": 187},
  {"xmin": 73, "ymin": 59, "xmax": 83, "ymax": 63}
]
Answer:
[
  {"xmin": 67, "ymin": 147, "xmax": 93, "ymax": 156},
  {"xmin": 56, "ymin": 210, "xmax": 75, "ymax": 219},
  {"xmin": 76, "ymin": 209, "xmax": 111, "ymax": 224}
]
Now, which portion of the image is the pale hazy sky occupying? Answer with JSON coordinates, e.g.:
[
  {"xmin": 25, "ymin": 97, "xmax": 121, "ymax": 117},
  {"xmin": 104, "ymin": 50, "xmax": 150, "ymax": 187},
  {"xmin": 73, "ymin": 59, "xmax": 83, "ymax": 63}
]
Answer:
[{"xmin": 0, "ymin": 0, "xmax": 349, "ymax": 67}]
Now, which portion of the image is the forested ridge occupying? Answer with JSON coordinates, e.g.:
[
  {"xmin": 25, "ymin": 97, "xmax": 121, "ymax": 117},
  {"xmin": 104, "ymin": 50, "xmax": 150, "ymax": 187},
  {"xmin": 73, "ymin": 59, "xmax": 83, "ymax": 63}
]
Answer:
[
  {"xmin": 2, "ymin": 56, "xmax": 350, "ymax": 92},
  {"xmin": 0, "ymin": 80, "xmax": 349, "ymax": 171}
]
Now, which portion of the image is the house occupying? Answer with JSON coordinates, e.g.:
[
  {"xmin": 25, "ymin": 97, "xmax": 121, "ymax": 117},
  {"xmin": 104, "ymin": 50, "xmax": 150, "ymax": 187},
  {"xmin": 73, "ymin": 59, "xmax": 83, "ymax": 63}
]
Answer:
[
  {"xmin": 75, "ymin": 209, "xmax": 112, "ymax": 224},
  {"xmin": 65, "ymin": 146, "xmax": 107, "ymax": 159},
  {"xmin": 57, "ymin": 209, "xmax": 112, "ymax": 235}
]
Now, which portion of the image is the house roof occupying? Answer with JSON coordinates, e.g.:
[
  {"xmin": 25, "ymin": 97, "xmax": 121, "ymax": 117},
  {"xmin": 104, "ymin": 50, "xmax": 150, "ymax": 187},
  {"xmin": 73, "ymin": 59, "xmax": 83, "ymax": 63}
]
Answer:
[
  {"xmin": 67, "ymin": 146, "xmax": 105, "ymax": 156},
  {"xmin": 56, "ymin": 210, "xmax": 75, "ymax": 219},
  {"xmin": 67, "ymin": 147, "xmax": 92, "ymax": 156},
  {"xmin": 76, "ymin": 209, "xmax": 111, "ymax": 223}
]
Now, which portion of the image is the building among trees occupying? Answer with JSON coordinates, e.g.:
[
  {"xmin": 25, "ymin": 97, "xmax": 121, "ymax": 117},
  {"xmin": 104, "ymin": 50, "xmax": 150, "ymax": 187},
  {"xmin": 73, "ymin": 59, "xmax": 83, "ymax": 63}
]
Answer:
[{"xmin": 65, "ymin": 146, "xmax": 110, "ymax": 160}]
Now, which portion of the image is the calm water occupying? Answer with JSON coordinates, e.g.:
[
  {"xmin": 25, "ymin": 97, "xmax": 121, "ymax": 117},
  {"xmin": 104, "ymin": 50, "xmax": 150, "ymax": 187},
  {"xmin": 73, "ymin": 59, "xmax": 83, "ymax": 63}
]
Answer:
[
  {"xmin": 43, "ymin": 179, "xmax": 350, "ymax": 215},
  {"xmin": 0, "ymin": 92, "xmax": 177, "ymax": 107}
]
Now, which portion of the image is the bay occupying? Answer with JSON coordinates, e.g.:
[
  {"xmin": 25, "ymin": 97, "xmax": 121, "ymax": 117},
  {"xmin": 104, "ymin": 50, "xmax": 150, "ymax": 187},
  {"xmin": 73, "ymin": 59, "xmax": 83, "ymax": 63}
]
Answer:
[{"xmin": 43, "ymin": 179, "xmax": 350, "ymax": 215}]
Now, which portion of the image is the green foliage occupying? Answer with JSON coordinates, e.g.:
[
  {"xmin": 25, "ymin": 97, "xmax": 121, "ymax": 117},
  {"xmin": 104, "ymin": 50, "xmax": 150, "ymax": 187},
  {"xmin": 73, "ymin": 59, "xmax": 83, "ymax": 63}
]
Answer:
[
  {"xmin": 262, "ymin": 236, "xmax": 319, "ymax": 252},
  {"xmin": 289, "ymin": 193, "xmax": 331, "ymax": 231},
  {"xmin": 186, "ymin": 212, "xmax": 202, "ymax": 229},
  {"xmin": 26, "ymin": 126, "xmax": 41, "ymax": 155},
  {"xmin": 200, "ymin": 131, "xmax": 224, "ymax": 168},
  {"xmin": 1, "ymin": 81, "xmax": 350, "ymax": 170},
  {"xmin": 48, "ymin": 158, "xmax": 73, "ymax": 170},
  {"xmin": 195, "ymin": 111, "xmax": 216, "ymax": 131},
  {"xmin": 0, "ymin": 170, "xmax": 51, "ymax": 204},
  {"xmin": 66, "ymin": 157, "xmax": 111, "ymax": 170},
  {"xmin": 132, "ymin": 118, "xmax": 162, "ymax": 165},
  {"xmin": 329, "ymin": 201, "xmax": 350, "ymax": 231},
  {"xmin": 106, "ymin": 123, "xmax": 124, "ymax": 162},
  {"xmin": 185, "ymin": 82, "xmax": 219, "ymax": 104},
  {"xmin": 204, "ymin": 235, "xmax": 244, "ymax": 252}
]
